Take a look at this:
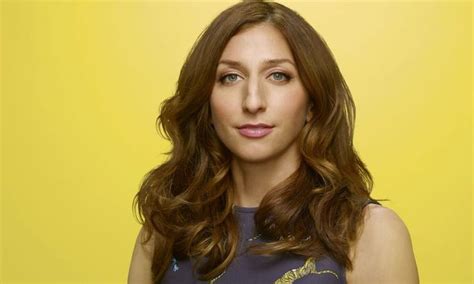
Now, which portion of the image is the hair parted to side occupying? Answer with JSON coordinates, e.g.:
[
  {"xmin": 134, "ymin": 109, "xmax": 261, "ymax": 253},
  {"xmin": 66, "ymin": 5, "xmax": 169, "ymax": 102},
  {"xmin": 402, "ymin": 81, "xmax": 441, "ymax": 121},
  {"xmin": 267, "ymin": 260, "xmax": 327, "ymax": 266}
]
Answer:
[{"xmin": 133, "ymin": 0, "xmax": 385, "ymax": 282}]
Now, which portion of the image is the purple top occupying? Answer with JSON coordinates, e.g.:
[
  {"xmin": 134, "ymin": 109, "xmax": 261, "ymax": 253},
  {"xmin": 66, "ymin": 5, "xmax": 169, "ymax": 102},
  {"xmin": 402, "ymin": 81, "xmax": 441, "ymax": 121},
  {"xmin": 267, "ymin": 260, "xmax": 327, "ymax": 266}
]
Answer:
[{"xmin": 161, "ymin": 199, "xmax": 380, "ymax": 283}]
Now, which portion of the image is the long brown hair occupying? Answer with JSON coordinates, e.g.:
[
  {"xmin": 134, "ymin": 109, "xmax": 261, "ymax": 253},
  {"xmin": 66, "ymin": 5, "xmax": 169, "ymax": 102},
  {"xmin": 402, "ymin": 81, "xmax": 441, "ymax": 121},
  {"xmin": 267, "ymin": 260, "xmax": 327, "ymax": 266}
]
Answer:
[{"xmin": 133, "ymin": 1, "xmax": 384, "ymax": 282}]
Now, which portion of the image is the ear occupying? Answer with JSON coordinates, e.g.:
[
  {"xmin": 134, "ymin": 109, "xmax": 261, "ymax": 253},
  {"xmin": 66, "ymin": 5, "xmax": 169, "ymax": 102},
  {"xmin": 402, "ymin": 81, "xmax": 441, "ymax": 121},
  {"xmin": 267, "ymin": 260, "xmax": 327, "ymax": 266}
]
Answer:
[{"xmin": 306, "ymin": 102, "xmax": 314, "ymax": 123}]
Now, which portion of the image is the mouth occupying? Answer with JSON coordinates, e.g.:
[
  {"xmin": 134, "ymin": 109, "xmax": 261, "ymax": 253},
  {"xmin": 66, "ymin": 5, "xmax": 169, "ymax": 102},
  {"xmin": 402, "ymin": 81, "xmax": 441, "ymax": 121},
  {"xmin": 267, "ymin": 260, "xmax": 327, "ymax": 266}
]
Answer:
[{"xmin": 237, "ymin": 123, "xmax": 274, "ymax": 138}]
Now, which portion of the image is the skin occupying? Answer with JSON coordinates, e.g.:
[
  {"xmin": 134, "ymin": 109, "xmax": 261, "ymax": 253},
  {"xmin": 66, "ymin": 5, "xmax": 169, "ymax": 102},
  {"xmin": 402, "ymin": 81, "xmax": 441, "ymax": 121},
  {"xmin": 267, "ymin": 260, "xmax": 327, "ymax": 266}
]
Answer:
[
  {"xmin": 210, "ymin": 23, "xmax": 313, "ymax": 208},
  {"xmin": 128, "ymin": 22, "xmax": 419, "ymax": 284},
  {"xmin": 346, "ymin": 204, "xmax": 420, "ymax": 284}
]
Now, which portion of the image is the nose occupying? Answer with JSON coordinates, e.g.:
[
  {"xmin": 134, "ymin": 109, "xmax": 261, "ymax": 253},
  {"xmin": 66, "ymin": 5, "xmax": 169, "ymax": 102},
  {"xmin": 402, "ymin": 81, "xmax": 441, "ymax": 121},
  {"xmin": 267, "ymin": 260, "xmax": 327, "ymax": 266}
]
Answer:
[{"xmin": 242, "ymin": 76, "xmax": 266, "ymax": 113}]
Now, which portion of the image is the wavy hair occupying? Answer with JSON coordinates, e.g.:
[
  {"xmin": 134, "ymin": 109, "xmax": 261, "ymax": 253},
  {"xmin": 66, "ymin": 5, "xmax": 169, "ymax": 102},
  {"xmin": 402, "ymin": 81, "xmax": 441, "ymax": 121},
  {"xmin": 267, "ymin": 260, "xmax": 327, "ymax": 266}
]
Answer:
[{"xmin": 133, "ymin": 0, "xmax": 384, "ymax": 282}]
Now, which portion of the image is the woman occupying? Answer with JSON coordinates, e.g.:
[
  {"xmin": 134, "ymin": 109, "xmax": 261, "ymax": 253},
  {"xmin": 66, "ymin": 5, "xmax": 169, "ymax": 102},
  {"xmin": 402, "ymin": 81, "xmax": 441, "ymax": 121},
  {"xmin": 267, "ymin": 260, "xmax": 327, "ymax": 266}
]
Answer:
[{"xmin": 128, "ymin": 1, "xmax": 419, "ymax": 283}]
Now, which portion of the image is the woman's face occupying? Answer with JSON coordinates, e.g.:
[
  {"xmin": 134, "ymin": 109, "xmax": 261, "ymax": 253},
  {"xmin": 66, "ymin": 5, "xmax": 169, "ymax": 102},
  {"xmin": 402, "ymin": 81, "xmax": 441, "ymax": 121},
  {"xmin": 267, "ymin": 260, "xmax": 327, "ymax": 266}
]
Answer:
[{"xmin": 210, "ymin": 23, "xmax": 312, "ymax": 163}]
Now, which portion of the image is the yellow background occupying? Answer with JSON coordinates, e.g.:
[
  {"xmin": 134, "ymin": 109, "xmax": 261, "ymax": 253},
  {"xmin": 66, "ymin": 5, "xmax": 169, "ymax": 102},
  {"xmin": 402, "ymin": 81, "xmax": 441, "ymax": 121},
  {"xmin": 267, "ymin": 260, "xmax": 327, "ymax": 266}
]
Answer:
[{"xmin": 1, "ymin": 0, "xmax": 472, "ymax": 283}]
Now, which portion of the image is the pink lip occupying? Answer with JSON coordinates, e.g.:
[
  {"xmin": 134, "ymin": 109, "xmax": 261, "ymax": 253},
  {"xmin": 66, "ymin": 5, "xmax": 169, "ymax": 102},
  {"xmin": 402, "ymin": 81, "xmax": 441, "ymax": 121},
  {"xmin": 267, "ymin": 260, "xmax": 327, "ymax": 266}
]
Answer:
[{"xmin": 237, "ymin": 123, "xmax": 274, "ymax": 138}]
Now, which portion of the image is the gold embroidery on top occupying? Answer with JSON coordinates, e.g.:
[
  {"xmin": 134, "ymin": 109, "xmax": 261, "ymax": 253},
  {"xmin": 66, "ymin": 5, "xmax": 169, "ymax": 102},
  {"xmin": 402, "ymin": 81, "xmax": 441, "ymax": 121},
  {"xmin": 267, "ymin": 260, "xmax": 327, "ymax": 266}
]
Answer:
[
  {"xmin": 273, "ymin": 257, "xmax": 339, "ymax": 284},
  {"xmin": 208, "ymin": 257, "xmax": 339, "ymax": 284},
  {"xmin": 209, "ymin": 271, "xmax": 225, "ymax": 284}
]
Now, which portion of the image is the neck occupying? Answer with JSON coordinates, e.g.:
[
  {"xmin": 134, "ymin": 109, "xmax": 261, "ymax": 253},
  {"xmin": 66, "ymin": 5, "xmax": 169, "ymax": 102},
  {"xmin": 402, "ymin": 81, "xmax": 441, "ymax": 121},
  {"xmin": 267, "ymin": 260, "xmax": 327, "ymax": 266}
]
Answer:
[{"xmin": 230, "ymin": 145, "xmax": 301, "ymax": 208}]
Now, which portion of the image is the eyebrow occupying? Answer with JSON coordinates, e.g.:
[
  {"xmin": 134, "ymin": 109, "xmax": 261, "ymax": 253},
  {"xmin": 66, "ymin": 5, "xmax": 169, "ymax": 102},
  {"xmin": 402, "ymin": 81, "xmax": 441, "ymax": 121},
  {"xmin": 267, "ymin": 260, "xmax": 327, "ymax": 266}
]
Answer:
[{"xmin": 217, "ymin": 58, "xmax": 296, "ymax": 68}]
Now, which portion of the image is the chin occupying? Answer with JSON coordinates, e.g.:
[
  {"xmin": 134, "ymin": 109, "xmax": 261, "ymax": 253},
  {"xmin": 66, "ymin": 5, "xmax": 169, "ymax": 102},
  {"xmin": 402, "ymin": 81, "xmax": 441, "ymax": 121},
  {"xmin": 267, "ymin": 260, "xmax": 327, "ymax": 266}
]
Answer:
[{"xmin": 231, "ymin": 150, "xmax": 277, "ymax": 164}]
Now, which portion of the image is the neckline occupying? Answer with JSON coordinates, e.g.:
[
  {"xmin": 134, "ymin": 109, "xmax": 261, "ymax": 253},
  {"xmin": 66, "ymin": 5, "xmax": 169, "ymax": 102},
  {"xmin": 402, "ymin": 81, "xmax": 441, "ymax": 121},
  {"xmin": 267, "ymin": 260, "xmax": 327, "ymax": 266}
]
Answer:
[{"xmin": 233, "ymin": 205, "xmax": 259, "ymax": 213}]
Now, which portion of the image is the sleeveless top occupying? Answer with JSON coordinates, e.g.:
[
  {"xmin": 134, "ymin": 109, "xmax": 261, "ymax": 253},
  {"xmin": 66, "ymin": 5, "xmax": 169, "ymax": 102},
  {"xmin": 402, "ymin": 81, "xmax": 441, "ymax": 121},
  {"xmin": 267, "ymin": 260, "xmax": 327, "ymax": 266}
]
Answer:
[{"xmin": 161, "ymin": 198, "xmax": 381, "ymax": 284}]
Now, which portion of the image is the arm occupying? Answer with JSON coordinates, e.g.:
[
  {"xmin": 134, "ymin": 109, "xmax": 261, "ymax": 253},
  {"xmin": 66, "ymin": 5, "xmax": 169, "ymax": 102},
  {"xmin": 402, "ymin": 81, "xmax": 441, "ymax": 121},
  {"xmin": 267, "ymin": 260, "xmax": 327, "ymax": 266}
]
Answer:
[
  {"xmin": 128, "ymin": 226, "xmax": 155, "ymax": 284},
  {"xmin": 346, "ymin": 204, "xmax": 420, "ymax": 284}
]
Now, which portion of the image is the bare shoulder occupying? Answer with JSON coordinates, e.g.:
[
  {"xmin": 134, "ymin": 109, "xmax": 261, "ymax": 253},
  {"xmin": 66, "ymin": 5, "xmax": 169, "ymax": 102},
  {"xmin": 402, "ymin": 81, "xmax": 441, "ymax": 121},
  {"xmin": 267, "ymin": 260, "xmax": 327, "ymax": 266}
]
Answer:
[
  {"xmin": 345, "ymin": 204, "xmax": 420, "ymax": 284},
  {"xmin": 128, "ymin": 226, "xmax": 155, "ymax": 284}
]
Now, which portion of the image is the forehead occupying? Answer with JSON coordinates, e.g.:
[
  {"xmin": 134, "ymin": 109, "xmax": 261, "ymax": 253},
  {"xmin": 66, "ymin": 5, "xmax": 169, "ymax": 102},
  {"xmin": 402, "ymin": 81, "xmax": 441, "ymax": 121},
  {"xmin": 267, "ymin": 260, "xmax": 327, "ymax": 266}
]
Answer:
[{"xmin": 219, "ymin": 23, "xmax": 294, "ymax": 63}]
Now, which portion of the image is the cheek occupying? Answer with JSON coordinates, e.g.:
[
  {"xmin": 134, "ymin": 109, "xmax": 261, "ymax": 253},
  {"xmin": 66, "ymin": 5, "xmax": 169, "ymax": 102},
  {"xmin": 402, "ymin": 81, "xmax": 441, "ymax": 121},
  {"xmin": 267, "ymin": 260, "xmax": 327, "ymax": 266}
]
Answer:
[
  {"xmin": 210, "ymin": 95, "xmax": 232, "ymax": 125},
  {"xmin": 275, "ymin": 91, "xmax": 309, "ymax": 121}
]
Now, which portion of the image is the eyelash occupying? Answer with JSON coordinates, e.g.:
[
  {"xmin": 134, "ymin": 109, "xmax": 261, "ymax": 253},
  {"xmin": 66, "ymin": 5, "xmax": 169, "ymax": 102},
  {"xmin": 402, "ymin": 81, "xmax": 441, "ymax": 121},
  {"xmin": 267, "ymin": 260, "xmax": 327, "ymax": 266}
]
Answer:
[{"xmin": 218, "ymin": 72, "xmax": 292, "ymax": 85}]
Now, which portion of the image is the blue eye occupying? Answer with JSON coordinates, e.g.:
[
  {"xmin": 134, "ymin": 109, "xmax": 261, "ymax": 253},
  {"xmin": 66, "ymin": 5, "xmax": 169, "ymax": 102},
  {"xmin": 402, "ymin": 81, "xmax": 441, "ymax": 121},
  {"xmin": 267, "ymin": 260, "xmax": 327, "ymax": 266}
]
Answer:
[
  {"xmin": 271, "ymin": 72, "xmax": 290, "ymax": 81},
  {"xmin": 220, "ymin": 74, "xmax": 240, "ymax": 84}
]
